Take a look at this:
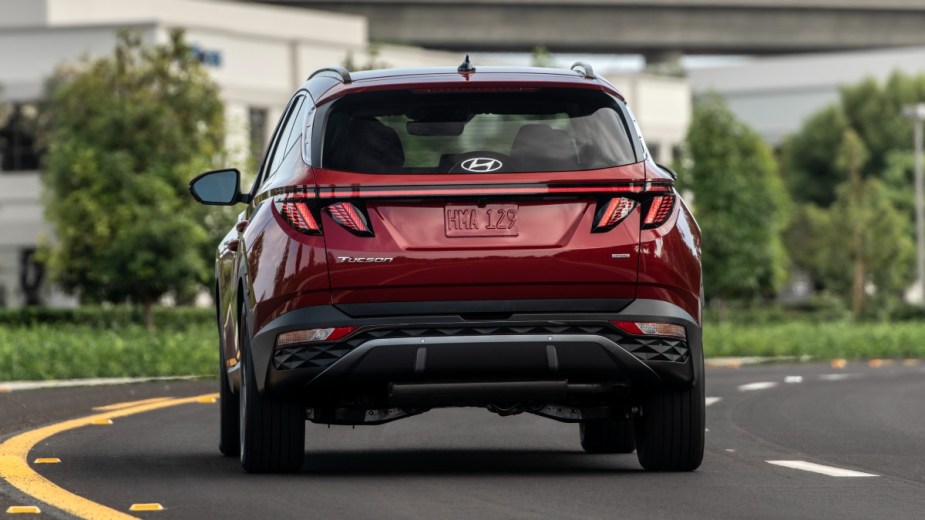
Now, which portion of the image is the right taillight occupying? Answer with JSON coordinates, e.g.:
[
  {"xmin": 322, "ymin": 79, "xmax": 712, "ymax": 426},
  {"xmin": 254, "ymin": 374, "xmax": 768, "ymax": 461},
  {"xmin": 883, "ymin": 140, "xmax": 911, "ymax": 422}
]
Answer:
[
  {"xmin": 642, "ymin": 194, "xmax": 675, "ymax": 229},
  {"xmin": 274, "ymin": 199, "xmax": 321, "ymax": 235}
]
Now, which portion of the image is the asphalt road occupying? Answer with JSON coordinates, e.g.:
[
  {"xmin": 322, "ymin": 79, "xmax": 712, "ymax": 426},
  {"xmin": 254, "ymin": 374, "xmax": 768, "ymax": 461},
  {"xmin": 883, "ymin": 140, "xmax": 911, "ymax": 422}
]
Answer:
[{"xmin": 2, "ymin": 362, "xmax": 924, "ymax": 519}]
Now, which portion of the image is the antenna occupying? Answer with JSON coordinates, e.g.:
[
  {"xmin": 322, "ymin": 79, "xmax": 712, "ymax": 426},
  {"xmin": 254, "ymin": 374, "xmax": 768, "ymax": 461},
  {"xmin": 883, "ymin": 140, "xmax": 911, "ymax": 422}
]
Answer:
[{"xmin": 457, "ymin": 54, "xmax": 476, "ymax": 73}]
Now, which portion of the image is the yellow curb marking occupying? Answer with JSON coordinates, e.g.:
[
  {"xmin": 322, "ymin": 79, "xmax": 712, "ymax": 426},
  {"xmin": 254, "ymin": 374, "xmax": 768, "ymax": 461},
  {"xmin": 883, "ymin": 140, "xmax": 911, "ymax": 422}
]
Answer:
[
  {"xmin": 868, "ymin": 359, "xmax": 884, "ymax": 368},
  {"xmin": 33, "ymin": 458, "xmax": 61, "ymax": 464},
  {"xmin": 0, "ymin": 393, "xmax": 218, "ymax": 520},
  {"xmin": 5, "ymin": 506, "xmax": 41, "ymax": 514},
  {"xmin": 91, "ymin": 419, "xmax": 114, "ymax": 425},
  {"xmin": 903, "ymin": 359, "xmax": 920, "ymax": 367},
  {"xmin": 196, "ymin": 396, "xmax": 217, "ymax": 404},
  {"xmin": 129, "ymin": 504, "xmax": 164, "ymax": 512},
  {"xmin": 0, "ymin": 386, "xmax": 11, "ymax": 394},
  {"xmin": 830, "ymin": 359, "xmax": 847, "ymax": 369},
  {"xmin": 93, "ymin": 398, "xmax": 172, "ymax": 412}
]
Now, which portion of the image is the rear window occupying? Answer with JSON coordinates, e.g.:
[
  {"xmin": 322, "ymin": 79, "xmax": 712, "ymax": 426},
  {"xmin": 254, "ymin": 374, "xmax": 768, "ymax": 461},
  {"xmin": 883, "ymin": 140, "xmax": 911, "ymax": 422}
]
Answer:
[{"xmin": 321, "ymin": 88, "xmax": 638, "ymax": 174}]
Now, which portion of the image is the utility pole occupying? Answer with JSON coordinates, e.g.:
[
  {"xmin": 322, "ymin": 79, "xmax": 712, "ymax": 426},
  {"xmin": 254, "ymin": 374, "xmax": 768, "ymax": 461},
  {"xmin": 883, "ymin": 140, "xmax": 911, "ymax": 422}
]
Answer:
[{"xmin": 903, "ymin": 103, "xmax": 925, "ymax": 305}]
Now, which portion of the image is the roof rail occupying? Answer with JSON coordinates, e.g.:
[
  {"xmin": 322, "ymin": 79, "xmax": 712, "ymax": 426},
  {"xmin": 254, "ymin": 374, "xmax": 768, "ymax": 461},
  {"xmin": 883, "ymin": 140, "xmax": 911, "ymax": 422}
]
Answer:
[
  {"xmin": 570, "ymin": 62, "xmax": 596, "ymax": 80},
  {"xmin": 308, "ymin": 66, "xmax": 352, "ymax": 84}
]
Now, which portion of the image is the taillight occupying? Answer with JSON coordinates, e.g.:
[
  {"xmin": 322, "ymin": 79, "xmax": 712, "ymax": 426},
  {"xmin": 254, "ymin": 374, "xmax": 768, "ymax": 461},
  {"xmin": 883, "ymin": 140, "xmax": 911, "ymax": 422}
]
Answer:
[
  {"xmin": 611, "ymin": 321, "xmax": 686, "ymax": 339},
  {"xmin": 642, "ymin": 195, "xmax": 675, "ymax": 229},
  {"xmin": 276, "ymin": 326, "xmax": 358, "ymax": 348},
  {"xmin": 593, "ymin": 197, "xmax": 636, "ymax": 232},
  {"xmin": 274, "ymin": 199, "xmax": 321, "ymax": 235},
  {"xmin": 326, "ymin": 202, "xmax": 372, "ymax": 236}
]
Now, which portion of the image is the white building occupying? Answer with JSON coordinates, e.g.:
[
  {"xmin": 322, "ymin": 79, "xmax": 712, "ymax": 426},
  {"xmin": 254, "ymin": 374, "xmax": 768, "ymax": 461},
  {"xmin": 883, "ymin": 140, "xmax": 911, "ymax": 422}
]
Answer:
[
  {"xmin": 0, "ymin": 0, "xmax": 693, "ymax": 308},
  {"xmin": 689, "ymin": 46, "xmax": 925, "ymax": 145}
]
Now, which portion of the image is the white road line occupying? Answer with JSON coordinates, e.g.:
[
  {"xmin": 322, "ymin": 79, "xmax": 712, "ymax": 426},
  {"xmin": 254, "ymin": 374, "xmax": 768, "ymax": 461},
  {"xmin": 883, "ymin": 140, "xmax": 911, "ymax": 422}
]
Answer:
[
  {"xmin": 705, "ymin": 397, "xmax": 722, "ymax": 406},
  {"xmin": 819, "ymin": 373, "xmax": 862, "ymax": 381},
  {"xmin": 767, "ymin": 460, "xmax": 878, "ymax": 477},
  {"xmin": 738, "ymin": 381, "xmax": 778, "ymax": 392},
  {"xmin": 0, "ymin": 376, "xmax": 200, "ymax": 392},
  {"xmin": 784, "ymin": 376, "xmax": 803, "ymax": 384}
]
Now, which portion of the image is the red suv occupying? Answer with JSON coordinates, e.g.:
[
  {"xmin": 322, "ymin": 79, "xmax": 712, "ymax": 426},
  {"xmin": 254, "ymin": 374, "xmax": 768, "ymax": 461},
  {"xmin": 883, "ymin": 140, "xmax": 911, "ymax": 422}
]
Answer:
[{"xmin": 190, "ymin": 62, "xmax": 704, "ymax": 473}]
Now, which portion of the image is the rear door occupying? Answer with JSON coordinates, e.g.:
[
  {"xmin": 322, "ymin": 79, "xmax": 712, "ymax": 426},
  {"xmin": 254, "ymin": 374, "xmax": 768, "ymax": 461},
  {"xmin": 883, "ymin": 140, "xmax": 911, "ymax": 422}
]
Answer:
[{"xmin": 315, "ymin": 87, "xmax": 648, "ymax": 313}]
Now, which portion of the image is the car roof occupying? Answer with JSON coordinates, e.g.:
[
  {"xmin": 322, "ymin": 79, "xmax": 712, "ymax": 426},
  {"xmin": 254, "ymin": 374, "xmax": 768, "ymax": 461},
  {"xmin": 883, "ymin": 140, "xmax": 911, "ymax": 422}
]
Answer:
[{"xmin": 305, "ymin": 65, "xmax": 626, "ymax": 105}]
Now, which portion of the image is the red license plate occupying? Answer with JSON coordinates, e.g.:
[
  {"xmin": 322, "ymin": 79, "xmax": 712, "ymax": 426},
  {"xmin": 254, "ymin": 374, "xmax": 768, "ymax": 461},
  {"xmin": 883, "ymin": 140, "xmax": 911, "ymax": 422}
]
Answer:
[{"xmin": 445, "ymin": 204, "xmax": 519, "ymax": 237}]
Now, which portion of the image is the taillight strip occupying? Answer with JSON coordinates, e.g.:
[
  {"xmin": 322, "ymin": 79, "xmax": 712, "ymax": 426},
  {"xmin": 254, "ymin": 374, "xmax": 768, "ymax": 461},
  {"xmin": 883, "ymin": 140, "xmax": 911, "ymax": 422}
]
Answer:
[{"xmin": 315, "ymin": 183, "xmax": 674, "ymax": 199}]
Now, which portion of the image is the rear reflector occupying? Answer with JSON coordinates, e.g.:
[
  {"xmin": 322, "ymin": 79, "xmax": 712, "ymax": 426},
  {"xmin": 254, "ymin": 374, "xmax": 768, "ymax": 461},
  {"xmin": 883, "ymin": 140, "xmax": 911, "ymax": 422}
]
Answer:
[
  {"xmin": 611, "ymin": 321, "xmax": 687, "ymax": 339},
  {"xmin": 643, "ymin": 195, "xmax": 675, "ymax": 228},
  {"xmin": 594, "ymin": 197, "xmax": 636, "ymax": 232},
  {"xmin": 326, "ymin": 202, "xmax": 372, "ymax": 235},
  {"xmin": 276, "ymin": 326, "xmax": 358, "ymax": 348},
  {"xmin": 275, "ymin": 199, "xmax": 321, "ymax": 235}
]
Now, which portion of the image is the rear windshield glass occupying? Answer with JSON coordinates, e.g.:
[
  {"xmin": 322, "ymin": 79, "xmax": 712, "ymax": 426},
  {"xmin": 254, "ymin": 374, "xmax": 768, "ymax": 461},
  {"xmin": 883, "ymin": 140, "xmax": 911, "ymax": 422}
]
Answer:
[{"xmin": 321, "ymin": 88, "xmax": 637, "ymax": 174}]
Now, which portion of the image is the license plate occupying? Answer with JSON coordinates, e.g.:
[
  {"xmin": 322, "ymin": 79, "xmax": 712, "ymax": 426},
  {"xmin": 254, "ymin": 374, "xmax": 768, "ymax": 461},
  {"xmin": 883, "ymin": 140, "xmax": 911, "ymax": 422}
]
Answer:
[{"xmin": 445, "ymin": 204, "xmax": 519, "ymax": 237}]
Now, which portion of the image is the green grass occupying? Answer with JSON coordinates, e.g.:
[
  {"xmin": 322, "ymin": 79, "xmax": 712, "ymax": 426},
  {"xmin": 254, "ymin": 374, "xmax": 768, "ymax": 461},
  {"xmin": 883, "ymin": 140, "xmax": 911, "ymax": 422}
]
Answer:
[
  {"xmin": 0, "ymin": 322, "xmax": 216, "ymax": 381},
  {"xmin": 704, "ymin": 320, "xmax": 925, "ymax": 359}
]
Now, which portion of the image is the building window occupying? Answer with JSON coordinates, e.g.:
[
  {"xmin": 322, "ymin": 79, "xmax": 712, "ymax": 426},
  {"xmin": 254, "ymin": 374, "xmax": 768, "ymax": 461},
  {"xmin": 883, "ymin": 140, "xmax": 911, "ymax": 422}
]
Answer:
[
  {"xmin": 0, "ymin": 102, "xmax": 41, "ymax": 172},
  {"xmin": 248, "ymin": 107, "xmax": 268, "ymax": 164}
]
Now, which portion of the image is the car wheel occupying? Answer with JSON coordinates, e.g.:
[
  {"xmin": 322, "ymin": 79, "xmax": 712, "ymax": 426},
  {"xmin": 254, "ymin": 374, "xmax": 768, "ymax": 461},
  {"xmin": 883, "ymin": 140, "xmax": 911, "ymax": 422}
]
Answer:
[
  {"xmin": 218, "ymin": 344, "xmax": 240, "ymax": 457},
  {"xmin": 238, "ymin": 308, "xmax": 305, "ymax": 473},
  {"xmin": 579, "ymin": 418, "xmax": 635, "ymax": 454},
  {"xmin": 634, "ymin": 375, "xmax": 705, "ymax": 471}
]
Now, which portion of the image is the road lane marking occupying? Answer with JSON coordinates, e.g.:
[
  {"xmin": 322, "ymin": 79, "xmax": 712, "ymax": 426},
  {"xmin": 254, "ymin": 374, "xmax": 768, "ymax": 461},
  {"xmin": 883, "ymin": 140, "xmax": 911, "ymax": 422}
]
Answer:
[
  {"xmin": 129, "ymin": 504, "xmax": 164, "ymax": 512},
  {"xmin": 784, "ymin": 376, "xmax": 803, "ymax": 384},
  {"xmin": 819, "ymin": 373, "xmax": 861, "ymax": 381},
  {"xmin": 91, "ymin": 419, "xmax": 114, "ymax": 425},
  {"xmin": 705, "ymin": 397, "xmax": 722, "ymax": 406},
  {"xmin": 5, "ymin": 506, "xmax": 41, "ymax": 514},
  {"xmin": 196, "ymin": 396, "xmax": 218, "ymax": 404},
  {"xmin": 33, "ymin": 458, "xmax": 60, "ymax": 464},
  {"xmin": 0, "ymin": 392, "xmax": 218, "ymax": 520},
  {"xmin": 767, "ymin": 460, "xmax": 878, "ymax": 477},
  {"xmin": 0, "ymin": 377, "xmax": 199, "ymax": 393},
  {"xmin": 738, "ymin": 382, "xmax": 778, "ymax": 392},
  {"xmin": 830, "ymin": 359, "xmax": 847, "ymax": 369},
  {"xmin": 92, "ymin": 398, "xmax": 171, "ymax": 412}
]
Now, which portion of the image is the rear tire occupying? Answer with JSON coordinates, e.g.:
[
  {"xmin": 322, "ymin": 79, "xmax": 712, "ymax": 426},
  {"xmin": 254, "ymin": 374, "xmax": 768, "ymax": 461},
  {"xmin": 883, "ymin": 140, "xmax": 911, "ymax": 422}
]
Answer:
[
  {"xmin": 238, "ymin": 311, "xmax": 305, "ymax": 473},
  {"xmin": 579, "ymin": 418, "xmax": 635, "ymax": 453},
  {"xmin": 218, "ymin": 349, "xmax": 240, "ymax": 456},
  {"xmin": 634, "ymin": 376, "xmax": 705, "ymax": 472}
]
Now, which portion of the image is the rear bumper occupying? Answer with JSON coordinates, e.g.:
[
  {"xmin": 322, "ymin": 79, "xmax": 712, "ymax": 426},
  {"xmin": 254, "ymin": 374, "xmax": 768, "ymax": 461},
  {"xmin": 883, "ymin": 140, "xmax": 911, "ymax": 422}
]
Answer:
[{"xmin": 248, "ymin": 298, "xmax": 703, "ymax": 400}]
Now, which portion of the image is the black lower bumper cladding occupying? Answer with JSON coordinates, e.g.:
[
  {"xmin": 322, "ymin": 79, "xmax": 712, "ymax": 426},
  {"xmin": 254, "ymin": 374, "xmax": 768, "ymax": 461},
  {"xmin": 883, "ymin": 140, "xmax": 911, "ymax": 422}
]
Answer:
[{"xmin": 249, "ymin": 299, "xmax": 703, "ymax": 398}]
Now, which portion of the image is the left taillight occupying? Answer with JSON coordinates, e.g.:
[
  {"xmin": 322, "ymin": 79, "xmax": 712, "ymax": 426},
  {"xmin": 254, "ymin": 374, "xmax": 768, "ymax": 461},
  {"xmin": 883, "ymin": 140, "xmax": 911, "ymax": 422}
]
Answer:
[{"xmin": 274, "ymin": 199, "xmax": 322, "ymax": 235}]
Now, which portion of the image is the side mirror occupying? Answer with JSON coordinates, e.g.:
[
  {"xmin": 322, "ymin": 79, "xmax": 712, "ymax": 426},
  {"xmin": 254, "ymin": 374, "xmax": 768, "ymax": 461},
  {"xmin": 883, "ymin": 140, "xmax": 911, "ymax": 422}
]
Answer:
[
  {"xmin": 189, "ymin": 169, "xmax": 244, "ymax": 205},
  {"xmin": 656, "ymin": 163, "xmax": 678, "ymax": 180}
]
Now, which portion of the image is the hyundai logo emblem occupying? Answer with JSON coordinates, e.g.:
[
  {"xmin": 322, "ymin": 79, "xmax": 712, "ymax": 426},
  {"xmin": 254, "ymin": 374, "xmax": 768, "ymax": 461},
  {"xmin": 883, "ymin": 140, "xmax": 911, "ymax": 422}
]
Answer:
[{"xmin": 461, "ymin": 157, "xmax": 503, "ymax": 173}]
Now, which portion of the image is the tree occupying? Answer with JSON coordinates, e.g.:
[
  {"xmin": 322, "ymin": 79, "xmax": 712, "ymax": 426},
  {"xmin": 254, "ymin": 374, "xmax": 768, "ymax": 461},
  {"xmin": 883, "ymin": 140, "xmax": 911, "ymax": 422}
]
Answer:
[
  {"xmin": 685, "ymin": 94, "xmax": 790, "ymax": 307},
  {"xmin": 42, "ymin": 30, "xmax": 226, "ymax": 328},
  {"xmin": 531, "ymin": 46, "xmax": 556, "ymax": 68},
  {"xmin": 782, "ymin": 71, "xmax": 925, "ymax": 206},
  {"xmin": 787, "ymin": 131, "xmax": 914, "ymax": 318}
]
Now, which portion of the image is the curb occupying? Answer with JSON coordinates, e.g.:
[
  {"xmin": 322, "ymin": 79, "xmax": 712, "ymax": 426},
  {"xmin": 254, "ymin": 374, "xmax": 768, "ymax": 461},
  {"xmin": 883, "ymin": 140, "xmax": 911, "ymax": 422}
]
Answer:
[{"xmin": 0, "ymin": 376, "xmax": 205, "ymax": 393}]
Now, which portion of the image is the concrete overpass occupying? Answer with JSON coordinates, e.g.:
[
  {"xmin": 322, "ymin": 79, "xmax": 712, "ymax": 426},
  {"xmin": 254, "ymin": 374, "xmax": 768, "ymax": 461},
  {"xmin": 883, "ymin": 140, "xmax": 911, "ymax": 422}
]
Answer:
[{"xmin": 255, "ymin": 0, "xmax": 925, "ymax": 58}]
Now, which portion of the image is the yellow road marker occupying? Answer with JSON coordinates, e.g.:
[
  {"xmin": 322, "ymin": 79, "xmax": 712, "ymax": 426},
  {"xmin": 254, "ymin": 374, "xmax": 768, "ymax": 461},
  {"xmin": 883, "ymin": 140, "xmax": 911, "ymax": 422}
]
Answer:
[
  {"xmin": 5, "ymin": 506, "xmax": 41, "ymax": 514},
  {"xmin": 831, "ymin": 359, "xmax": 847, "ymax": 369},
  {"xmin": 868, "ymin": 359, "xmax": 883, "ymax": 368},
  {"xmin": 129, "ymin": 504, "xmax": 164, "ymax": 512},
  {"xmin": 92, "ymin": 398, "xmax": 171, "ymax": 412},
  {"xmin": 91, "ymin": 419, "xmax": 114, "ymax": 425},
  {"xmin": 196, "ymin": 396, "xmax": 217, "ymax": 404},
  {"xmin": 33, "ymin": 458, "xmax": 61, "ymax": 464},
  {"xmin": 0, "ymin": 393, "xmax": 218, "ymax": 520}
]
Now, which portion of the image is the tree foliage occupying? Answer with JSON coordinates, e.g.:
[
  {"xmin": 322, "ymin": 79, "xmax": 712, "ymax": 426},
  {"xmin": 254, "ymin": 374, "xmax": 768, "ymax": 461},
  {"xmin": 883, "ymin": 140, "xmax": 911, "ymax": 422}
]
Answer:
[
  {"xmin": 782, "ymin": 71, "xmax": 925, "ymax": 206},
  {"xmin": 42, "ymin": 30, "xmax": 226, "ymax": 327},
  {"xmin": 685, "ymin": 94, "xmax": 790, "ymax": 303},
  {"xmin": 787, "ymin": 131, "xmax": 914, "ymax": 318}
]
